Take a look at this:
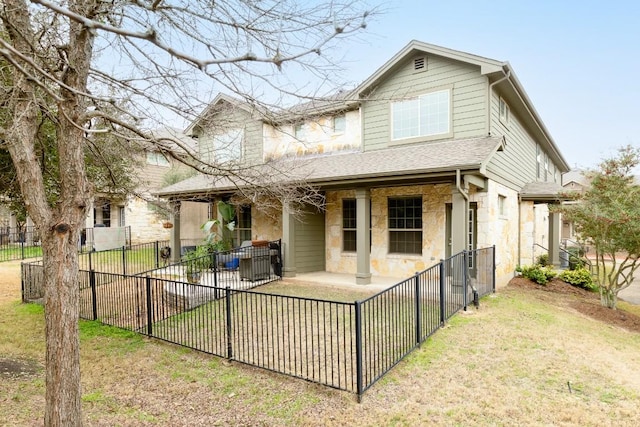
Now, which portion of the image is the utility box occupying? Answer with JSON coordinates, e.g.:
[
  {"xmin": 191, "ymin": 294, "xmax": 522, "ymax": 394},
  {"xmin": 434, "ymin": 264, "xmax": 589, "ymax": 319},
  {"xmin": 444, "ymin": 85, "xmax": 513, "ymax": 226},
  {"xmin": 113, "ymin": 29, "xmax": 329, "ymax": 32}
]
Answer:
[{"xmin": 239, "ymin": 246, "xmax": 271, "ymax": 281}]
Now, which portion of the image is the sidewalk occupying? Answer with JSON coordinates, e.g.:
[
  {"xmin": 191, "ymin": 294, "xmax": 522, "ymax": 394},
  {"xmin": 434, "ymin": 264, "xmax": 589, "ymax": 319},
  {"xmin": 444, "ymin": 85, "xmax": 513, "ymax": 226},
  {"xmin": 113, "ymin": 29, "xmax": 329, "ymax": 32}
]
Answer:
[{"xmin": 619, "ymin": 275, "xmax": 640, "ymax": 305}]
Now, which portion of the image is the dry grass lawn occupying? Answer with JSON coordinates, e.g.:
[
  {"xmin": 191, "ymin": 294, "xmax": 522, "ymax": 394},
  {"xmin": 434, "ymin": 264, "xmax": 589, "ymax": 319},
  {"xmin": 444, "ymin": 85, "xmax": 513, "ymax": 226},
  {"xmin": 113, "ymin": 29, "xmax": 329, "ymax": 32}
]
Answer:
[{"xmin": 2, "ymin": 259, "xmax": 640, "ymax": 426}]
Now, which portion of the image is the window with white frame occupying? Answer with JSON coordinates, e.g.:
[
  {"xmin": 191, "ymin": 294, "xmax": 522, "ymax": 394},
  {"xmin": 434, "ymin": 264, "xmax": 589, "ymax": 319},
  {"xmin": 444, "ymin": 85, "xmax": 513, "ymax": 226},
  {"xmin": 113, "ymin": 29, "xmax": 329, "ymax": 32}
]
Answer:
[
  {"xmin": 391, "ymin": 89, "xmax": 450, "ymax": 140},
  {"xmin": 294, "ymin": 123, "xmax": 305, "ymax": 139},
  {"xmin": 536, "ymin": 145, "xmax": 542, "ymax": 179},
  {"xmin": 499, "ymin": 97, "xmax": 510, "ymax": 124},
  {"xmin": 544, "ymin": 154, "xmax": 549, "ymax": 181},
  {"xmin": 213, "ymin": 128, "xmax": 244, "ymax": 163},
  {"xmin": 388, "ymin": 196, "xmax": 422, "ymax": 254},
  {"xmin": 498, "ymin": 195, "xmax": 507, "ymax": 217},
  {"xmin": 342, "ymin": 199, "xmax": 356, "ymax": 252},
  {"xmin": 146, "ymin": 151, "xmax": 170, "ymax": 167},
  {"xmin": 333, "ymin": 114, "xmax": 346, "ymax": 133},
  {"xmin": 234, "ymin": 206, "xmax": 251, "ymax": 247}
]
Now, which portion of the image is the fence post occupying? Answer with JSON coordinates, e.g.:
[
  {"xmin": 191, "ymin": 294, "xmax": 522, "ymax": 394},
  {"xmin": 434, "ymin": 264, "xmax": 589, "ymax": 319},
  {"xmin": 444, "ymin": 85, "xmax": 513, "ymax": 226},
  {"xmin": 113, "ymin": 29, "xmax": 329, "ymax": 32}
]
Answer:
[
  {"xmin": 225, "ymin": 286, "xmax": 233, "ymax": 359},
  {"xmin": 414, "ymin": 272, "xmax": 421, "ymax": 345},
  {"xmin": 20, "ymin": 237, "xmax": 25, "ymax": 260},
  {"xmin": 492, "ymin": 245, "xmax": 497, "ymax": 293},
  {"xmin": 154, "ymin": 241, "xmax": 159, "ymax": 269},
  {"xmin": 122, "ymin": 245, "xmax": 127, "ymax": 276},
  {"xmin": 213, "ymin": 252, "xmax": 219, "ymax": 300},
  {"xmin": 439, "ymin": 260, "xmax": 446, "ymax": 325},
  {"xmin": 20, "ymin": 264, "xmax": 25, "ymax": 303},
  {"xmin": 463, "ymin": 251, "xmax": 468, "ymax": 312},
  {"xmin": 89, "ymin": 250, "xmax": 93, "ymax": 272},
  {"xmin": 146, "ymin": 276, "xmax": 153, "ymax": 336},
  {"xmin": 355, "ymin": 301, "xmax": 363, "ymax": 401},
  {"xmin": 90, "ymin": 270, "xmax": 98, "ymax": 321}
]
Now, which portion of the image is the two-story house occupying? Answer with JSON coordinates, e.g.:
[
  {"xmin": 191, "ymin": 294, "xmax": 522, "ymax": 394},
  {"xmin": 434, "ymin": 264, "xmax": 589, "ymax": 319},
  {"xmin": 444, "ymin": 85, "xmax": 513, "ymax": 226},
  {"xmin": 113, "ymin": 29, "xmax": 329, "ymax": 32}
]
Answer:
[{"xmin": 159, "ymin": 40, "xmax": 571, "ymax": 287}]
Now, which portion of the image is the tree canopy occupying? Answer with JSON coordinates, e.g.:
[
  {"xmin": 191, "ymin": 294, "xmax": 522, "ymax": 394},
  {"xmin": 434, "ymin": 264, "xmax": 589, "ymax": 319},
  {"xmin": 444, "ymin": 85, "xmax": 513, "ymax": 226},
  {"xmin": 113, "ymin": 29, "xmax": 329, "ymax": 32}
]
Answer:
[{"xmin": 558, "ymin": 145, "xmax": 640, "ymax": 309}]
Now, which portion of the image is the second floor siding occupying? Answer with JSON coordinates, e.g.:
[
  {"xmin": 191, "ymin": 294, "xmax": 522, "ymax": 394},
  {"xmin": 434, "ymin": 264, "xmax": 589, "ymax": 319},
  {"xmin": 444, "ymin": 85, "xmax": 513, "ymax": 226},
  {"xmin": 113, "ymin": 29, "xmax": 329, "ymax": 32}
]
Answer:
[
  {"xmin": 361, "ymin": 54, "xmax": 488, "ymax": 151},
  {"xmin": 194, "ymin": 104, "xmax": 263, "ymax": 166},
  {"xmin": 486, "ymin": 92, "xmax": 561, "ymax": 190}
]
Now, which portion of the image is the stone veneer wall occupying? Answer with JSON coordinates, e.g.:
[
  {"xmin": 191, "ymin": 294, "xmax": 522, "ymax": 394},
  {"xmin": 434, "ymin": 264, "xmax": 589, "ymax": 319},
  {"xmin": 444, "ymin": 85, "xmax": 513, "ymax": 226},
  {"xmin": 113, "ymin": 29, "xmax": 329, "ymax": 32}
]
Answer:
[
  {"xmin": 324, "ymin": 180, "xmax": 527, "ymax": 288},
  {"xmin": 125, "ymin": 196, "xmax": 171, "ymax": 244},
  {"xmin": 325, "ymin": 184, "xmax": 452, "ymax": 279},
  {"xmin": 472, "ymin": 182, "xmax": 519, "ymax": 288},
  {"xmin": 518, "ymin": 201, "xmax": 550, "ymax": 267},
  {"xmin": 252, "ymin": 205, "xmax": 283, "ymax": 242}
]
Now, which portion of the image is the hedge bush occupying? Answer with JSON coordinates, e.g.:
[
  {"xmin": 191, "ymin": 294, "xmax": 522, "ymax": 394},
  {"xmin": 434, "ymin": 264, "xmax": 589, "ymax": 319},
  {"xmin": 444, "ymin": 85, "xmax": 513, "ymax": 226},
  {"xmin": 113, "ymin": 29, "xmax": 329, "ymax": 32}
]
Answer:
[
  {"xmin": 536, "ymin": 254, "xmax": 549, "ymax": 266},
  {"xmin": 559, "ymin": 267, "xmax": 595, "ymax": 291},
  {"xmin": 517, "ymin": 264, "xmax": 557, "ymax": 285}
]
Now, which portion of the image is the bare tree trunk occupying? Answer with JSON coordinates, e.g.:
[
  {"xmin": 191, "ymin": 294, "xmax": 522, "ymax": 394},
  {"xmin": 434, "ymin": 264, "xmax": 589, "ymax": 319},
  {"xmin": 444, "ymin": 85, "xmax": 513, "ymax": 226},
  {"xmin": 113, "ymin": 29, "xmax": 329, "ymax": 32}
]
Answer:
[
  {"xmin": 600, "ymin": 287, "xmax": 617, "ymax": 309},
  {"xmin": 42, "ymin": 228, "xmax": 82, "ymax": 427}
]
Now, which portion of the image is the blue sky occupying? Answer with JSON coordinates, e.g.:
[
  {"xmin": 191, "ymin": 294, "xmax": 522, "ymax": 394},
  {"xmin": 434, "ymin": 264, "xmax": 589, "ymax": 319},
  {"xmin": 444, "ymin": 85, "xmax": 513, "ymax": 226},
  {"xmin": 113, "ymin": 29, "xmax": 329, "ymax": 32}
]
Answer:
[{"xmin": 333, "ymin": 0, "xmax": 640, "ymax": 171}]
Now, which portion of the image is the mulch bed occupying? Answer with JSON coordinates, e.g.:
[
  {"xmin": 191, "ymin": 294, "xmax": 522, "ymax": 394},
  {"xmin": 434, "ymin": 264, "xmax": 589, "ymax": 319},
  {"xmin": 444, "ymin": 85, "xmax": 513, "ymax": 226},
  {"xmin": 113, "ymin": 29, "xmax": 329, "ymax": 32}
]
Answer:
[{"xmin": 507, "ymin": 277, "xmax": 640, "ymax": 333}]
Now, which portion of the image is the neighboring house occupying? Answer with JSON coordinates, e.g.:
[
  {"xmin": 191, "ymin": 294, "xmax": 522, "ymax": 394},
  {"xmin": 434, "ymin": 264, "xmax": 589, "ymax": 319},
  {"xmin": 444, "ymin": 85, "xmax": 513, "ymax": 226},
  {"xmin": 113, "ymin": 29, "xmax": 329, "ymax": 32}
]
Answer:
[
  {"xmin": 561, "ymin": 169, "xmax": 590, "ymax": 243},
  {"xmin": 158, "ymin": 40, "xmax": 572, "ymax": 287},
  {"xmin": 87, "ymin": 127, "xmax": 197, "ymax": 244},
  {"xmin": 560, "ymin": 169, "xmax": 640, "ymax": 246}
]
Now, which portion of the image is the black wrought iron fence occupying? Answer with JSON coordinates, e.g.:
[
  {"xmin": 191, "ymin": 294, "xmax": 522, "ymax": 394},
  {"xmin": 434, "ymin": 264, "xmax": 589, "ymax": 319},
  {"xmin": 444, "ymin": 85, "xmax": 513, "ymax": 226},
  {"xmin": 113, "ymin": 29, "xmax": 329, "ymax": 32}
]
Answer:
[
  {"xmin": 0, "ymin": 226, "xmax": 42, "ymax": 262},
  {"xmin": 21, "ymin": 245, "xmax": 495, "ymax": 398},
  {"xmin": 78, "ymin": 240, "xmax": 170, "ymax": 276}
]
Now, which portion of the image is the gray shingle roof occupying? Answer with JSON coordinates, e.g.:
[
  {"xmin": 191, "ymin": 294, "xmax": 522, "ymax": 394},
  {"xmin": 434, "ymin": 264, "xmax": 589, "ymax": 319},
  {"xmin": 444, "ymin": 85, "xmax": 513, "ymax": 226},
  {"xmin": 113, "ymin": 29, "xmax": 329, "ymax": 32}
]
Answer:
[
  {"xmin": 157, "ymin": 136, "xmax": 504, "ymax": 198},
  {"xmin": 520, "ymin": 181, "xmax": 566, "ymax": 201}
]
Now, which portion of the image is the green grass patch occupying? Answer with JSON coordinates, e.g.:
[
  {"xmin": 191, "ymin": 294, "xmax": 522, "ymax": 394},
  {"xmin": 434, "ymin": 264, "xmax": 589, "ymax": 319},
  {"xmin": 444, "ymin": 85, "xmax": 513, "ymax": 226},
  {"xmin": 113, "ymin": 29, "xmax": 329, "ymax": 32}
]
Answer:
[{"xmin": 79, "ymin": 320, "xmax": 145, "ymax": 354}]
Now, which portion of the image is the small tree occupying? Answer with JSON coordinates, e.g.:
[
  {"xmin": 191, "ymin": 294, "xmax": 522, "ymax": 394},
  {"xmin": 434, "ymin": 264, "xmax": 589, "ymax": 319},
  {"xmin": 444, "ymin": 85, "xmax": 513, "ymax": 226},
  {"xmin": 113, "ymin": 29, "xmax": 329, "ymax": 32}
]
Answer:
[{"xmin": 558, "ymin": 145, "xmax": 640, "ymax": 309}]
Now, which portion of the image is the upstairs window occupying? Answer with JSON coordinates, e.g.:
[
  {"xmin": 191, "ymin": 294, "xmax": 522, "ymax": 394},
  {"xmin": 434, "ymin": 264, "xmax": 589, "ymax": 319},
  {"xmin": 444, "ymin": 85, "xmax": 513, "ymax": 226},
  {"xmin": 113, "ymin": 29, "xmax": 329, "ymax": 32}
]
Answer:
[
  {"xmin": 146, "ymin": 151, "xmax": 170, "ymax": 167},
  {"xmin": 333, "ymin": 114, "xmax": 346, "ymax": 133},
  {"xmin": 388, "ymin": 197, "xmax": 422, "ymax": 254},
  {"xmin": 209, "ymin": 128, "xmax": 243, "ymax": 164},
  {"xmin": 294, "ymin": 123, "xmax": 305, "ymax": 139},
  {"xmin": 499, "ymin": 97, "xmax": 510, "ymax": 124},
  {"xmin": 391, "ymin": 89, "xmax": 450, "ymax": 140}
]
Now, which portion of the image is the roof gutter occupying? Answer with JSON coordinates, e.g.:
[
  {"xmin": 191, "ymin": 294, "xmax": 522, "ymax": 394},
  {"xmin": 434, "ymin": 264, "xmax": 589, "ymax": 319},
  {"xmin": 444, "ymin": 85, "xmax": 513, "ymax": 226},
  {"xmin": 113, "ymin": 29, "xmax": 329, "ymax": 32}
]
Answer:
[{"xmin": 486, "ymin": 68, "xmax": 511, "ymax": 136}]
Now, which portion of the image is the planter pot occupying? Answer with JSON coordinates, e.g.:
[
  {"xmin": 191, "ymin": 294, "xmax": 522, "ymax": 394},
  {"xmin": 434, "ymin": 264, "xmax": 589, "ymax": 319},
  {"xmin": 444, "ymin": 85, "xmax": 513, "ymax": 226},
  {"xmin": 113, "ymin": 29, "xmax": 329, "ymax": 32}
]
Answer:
[
  {"xmin": 186, "ymin": 271, "xmax": 201, "ymax": 284},
  {"xmin": 163, "ymin": 222, "xmax": 174, "ymax": 229}
]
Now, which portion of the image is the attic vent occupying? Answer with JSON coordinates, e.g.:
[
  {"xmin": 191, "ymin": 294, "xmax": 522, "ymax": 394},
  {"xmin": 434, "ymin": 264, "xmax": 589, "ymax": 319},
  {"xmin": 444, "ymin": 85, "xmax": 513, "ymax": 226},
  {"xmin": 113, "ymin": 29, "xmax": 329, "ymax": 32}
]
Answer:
[{"xmin": 414, "ymin": 57, "xmax": 426, "ymax": 71}]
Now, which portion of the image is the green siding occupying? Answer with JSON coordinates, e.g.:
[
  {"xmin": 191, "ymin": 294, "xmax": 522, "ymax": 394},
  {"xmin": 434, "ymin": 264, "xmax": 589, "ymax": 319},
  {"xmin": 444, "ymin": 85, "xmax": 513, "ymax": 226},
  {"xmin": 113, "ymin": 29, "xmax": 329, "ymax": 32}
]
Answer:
[
  {"xmin": 294, "ymin": 208, "xmax": 325, "ymax": 273},
  {"xmin": 486, "ymin": 92, "xmax": 560, "ymax": 190},
  {"xmin": 362, "ymin": 55, "xmax": 488, "ymax": 151},
  {"xmin": 242, "ymin": 120, "xmax": 263, "ymax": 165}
]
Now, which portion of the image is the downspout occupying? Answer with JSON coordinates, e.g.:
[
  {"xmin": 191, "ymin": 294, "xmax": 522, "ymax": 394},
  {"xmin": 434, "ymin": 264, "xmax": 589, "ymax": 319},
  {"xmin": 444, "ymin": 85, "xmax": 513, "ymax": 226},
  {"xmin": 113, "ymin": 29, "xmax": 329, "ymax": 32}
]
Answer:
[
  {"xmin": 455, "ymin": 169, "xmax": 469, "ymax": 203},
  {"xmin": 456, "ymin": 169, "xmax": 477, "ymax": 302},
  {"xmin": 486, "ymin": 69, "xmax": 511, "ymax": 136},
  {"xmin": 517, "ymin": 193, "xmax": 522, "ymax": 270}
]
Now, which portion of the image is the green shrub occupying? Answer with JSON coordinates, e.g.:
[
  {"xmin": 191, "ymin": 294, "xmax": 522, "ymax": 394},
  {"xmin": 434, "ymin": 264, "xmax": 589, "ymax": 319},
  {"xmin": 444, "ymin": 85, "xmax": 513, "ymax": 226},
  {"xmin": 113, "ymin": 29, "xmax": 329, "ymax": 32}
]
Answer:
[
  {"xmin": 559, "ymin": 268, "xmax": 595, "ymax": 291},
  {"xmin": 566, "ymin": 246, "xmax": 586, "ymax": 270},
  {"xmin": 519, "ymin": 264, "xmax": 557, "ymax": 285},
  {"xmin": 536, "ymin": 253, "xmax": 549, "ymax": 266}
]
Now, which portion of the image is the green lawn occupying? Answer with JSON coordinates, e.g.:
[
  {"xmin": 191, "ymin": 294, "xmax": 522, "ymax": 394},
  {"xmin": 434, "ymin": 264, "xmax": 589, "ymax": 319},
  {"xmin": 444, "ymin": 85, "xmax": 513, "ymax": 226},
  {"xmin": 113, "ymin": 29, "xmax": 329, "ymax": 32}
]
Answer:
[{"xmin": 2, "ymin": 271, "xmax": 640, "ymax": 425}]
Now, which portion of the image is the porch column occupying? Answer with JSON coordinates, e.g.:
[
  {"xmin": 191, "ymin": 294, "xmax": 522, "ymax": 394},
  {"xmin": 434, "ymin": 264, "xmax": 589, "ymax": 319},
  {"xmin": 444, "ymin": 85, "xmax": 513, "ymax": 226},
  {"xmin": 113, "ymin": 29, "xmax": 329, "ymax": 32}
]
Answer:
[
  {"xmin": 450, "ymin": 188, "xmax": 468, "ymax": 255},
  {"xmin": 281, "ymin": 203, "xmax": 296, "ymax": 277},
  {"xmin": 548, "ymin": 209, "xmax": 561, "ymax": 267},
  {"xmin": 355, "ymin": 188, "xmax": 371, "ymax": 285},
  {"xmin": 169, "ymin": 200, "xmax": 181, "ymax": 263},
  {"xmin": 85, "ymin": 201, "xmax": 94, "ymax": 229}
]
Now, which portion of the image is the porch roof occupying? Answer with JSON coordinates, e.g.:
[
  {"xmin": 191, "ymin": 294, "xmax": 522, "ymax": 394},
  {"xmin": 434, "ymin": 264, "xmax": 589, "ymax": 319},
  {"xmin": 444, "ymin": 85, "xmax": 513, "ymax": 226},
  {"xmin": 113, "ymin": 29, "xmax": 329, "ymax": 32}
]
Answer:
[
  {"xmin": 520, "ymin": 181, "xmax": 568, "ymax": 202},
  {"xmin": 157, "ymin": 136, "xmax": 504, "ymax": 198}
]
